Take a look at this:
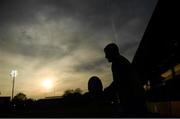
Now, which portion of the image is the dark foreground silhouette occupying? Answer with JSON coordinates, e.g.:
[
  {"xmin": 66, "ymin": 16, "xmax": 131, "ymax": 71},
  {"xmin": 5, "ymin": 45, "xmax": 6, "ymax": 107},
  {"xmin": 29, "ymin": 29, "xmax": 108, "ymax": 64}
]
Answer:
[
  {"xmin": 0, "ymin": 44, "xmax": 163, "ymax": 117},
  {"xmin": 104, "ymin": 43, "xmax": 147, "ymax": 117},
  {"xmin": 0, "ymin": 92, "xmax": 164, "ymax": 118}
]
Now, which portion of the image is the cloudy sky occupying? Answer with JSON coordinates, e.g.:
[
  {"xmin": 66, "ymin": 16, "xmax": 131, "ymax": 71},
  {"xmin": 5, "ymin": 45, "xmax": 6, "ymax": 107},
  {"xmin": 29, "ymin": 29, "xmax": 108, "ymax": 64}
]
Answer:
[{"xmin": 0, "ymin": 0, "xmax": 157, "ymax": 99}]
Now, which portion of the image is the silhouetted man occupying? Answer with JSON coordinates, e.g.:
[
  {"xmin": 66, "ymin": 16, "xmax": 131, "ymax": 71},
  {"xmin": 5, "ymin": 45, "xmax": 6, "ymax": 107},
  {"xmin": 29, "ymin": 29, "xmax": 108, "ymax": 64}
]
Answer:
[{"xmin": 104, "ymin": 43, "xmax": 147, "ymax": 117}]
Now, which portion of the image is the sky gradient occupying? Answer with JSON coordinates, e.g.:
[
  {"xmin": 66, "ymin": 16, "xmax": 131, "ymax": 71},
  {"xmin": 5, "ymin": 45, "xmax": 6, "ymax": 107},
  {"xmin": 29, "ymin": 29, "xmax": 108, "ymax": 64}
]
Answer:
[{"xmin": 0, "ymin": 0, "xmax": 157, "ymax": 99}]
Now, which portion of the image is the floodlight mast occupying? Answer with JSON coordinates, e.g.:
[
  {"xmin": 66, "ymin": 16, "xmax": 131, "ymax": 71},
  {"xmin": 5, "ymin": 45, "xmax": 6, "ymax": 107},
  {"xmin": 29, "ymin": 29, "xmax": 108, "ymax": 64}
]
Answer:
[{"xmin": 10, "ymin": 70, "xmax": 18, "ymax": 100}]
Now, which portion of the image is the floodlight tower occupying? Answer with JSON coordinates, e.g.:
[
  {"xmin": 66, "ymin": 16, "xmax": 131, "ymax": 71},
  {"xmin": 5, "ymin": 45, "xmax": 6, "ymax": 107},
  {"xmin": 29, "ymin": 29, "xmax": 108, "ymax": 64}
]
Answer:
[{"xmin": 10, "ymin": 70, "xmax": 18, "ymax": 100}]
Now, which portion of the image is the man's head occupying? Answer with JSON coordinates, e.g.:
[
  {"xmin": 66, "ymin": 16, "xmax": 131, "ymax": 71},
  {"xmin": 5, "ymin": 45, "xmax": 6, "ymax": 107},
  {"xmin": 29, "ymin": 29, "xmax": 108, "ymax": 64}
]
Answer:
[{"xmin": 104, "ymin": 43, "xmax": 120, "ymax": 62}]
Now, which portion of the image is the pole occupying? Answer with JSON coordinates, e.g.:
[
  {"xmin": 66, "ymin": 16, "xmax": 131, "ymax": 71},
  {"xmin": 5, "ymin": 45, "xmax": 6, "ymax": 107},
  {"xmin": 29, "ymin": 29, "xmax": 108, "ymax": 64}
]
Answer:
[
  {"xmin": 54, "ymin": 87, "xmax": 55, "ymax": 96},
  {"xmin": 10, "ymin": 70, "xmax": 17, "ymax": 100},
  {"xmin": 12, "ymin": 77, "xmax": 15, "ymax": 100}
]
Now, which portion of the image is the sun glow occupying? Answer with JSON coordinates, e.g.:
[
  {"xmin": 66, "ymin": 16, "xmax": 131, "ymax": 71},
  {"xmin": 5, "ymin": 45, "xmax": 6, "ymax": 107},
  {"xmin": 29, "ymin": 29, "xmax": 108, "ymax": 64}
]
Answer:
[{"xmin": 42, "ymin": 79, "xmax": 53, "ymax": 90}]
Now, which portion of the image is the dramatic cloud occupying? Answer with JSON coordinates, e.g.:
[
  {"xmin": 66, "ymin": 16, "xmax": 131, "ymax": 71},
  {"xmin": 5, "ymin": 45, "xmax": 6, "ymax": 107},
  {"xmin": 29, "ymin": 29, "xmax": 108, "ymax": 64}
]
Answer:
[{"xmin": 0, "ymin": 0, "xmax": 157, "ymax": 98}]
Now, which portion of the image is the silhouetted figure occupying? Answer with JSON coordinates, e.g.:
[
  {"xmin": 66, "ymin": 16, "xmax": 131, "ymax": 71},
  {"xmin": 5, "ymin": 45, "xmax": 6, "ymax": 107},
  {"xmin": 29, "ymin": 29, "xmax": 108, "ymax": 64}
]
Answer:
[
  {"xmin": 83, "ymin": 76, "xmax": 111, "ymax": 117},
  {"xmin": 104, "ymin": 43, "xmax": 147, "ymax": 117},
  {"xmin": 84, "ymin": 76, "xmax": 104, "ymax": 103}
]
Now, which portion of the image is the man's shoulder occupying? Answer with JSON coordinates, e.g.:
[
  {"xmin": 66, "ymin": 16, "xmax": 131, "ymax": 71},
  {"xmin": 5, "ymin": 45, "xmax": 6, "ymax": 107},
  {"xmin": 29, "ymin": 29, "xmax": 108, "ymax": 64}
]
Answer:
[
  {"xmin": 113, "ymin": 56, "xmax": 131, "ymax": 66},
  {"xmin": 119, "ymin": 55, "xmax": 131, "ymax": 64}
]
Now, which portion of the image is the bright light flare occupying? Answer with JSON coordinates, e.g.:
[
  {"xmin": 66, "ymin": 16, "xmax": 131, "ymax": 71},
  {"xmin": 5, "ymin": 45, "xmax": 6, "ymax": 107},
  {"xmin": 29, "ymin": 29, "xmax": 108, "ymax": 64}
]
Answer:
[
  {"xmin": 10, "ymin": 70, "xmax": 18, "ymax": 78},
  {"xmin": 42, "ymin": 79, "xmax": 53, "ymax": 90}
]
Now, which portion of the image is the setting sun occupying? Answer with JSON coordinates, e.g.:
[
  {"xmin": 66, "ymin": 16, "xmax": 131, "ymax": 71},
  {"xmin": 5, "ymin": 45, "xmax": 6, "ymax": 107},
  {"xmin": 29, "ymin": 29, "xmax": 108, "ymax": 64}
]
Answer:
[{"xmin": 42, "ymin": 79, "xmax": 53, "ymax": 90}]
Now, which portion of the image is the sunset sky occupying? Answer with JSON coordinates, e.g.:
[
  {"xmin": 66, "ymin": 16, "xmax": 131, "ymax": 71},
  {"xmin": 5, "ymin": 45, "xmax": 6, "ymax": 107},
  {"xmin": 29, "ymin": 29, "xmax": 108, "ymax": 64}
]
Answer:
[{"xmin": 0, "ymin": 0, "xmax": 157, "ymax": 99}]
